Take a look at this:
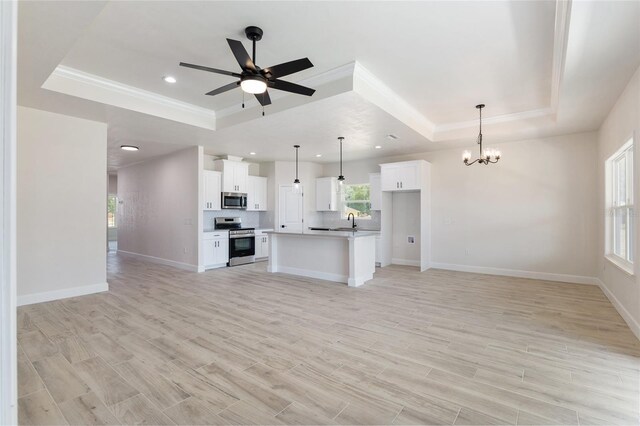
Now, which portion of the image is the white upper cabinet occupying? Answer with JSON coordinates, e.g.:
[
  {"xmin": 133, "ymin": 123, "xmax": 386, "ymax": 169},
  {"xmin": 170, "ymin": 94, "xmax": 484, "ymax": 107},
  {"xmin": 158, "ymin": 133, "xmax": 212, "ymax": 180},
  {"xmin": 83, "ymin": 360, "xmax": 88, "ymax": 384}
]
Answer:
[
  {"xmin": 369, "ymin": 173, "xmax": 381, "ymax": 210},
  {"xmin": 247, "ymin": 176, "xmax": 268, "ymax": 211},
  {"xmin": 203, "ymin": 170, "xmax": 221, "ymax": 210},
  {"xmin": 380, "ymin": 161, "xmax": 423, "ymax": 191},
  {"xmin": 316, "ymin": 177, "xmax": 338, "ymax": 211},
  {"xmin": 214, "ymin": 160, "xmax": 249, "ymax": 193}
]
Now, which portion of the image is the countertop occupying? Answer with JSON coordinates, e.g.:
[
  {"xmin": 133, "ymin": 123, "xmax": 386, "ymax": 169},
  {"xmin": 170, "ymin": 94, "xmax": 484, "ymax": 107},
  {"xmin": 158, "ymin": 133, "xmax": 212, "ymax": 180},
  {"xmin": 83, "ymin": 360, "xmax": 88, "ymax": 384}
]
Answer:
[{"xmin": 265, "ymin": 229, "xmax": 379, "ymax": 239}]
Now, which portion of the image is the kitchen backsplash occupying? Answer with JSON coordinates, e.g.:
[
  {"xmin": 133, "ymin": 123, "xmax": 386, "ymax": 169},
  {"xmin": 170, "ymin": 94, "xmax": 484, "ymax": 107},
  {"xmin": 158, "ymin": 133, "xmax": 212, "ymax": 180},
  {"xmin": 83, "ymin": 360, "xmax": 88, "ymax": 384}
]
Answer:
[
  {"xmin": 319, "ymin": 210, "xmax": 381, "ymax": 230},
  {"xmin": 203, "ymin": 210, "xmax": 269, "ymax": 230}
]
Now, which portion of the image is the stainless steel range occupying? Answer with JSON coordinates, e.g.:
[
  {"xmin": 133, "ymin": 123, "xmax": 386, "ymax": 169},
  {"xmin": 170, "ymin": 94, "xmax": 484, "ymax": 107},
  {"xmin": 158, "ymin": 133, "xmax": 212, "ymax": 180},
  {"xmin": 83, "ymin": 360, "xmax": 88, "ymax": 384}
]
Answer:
[{"xmin": 214, "ymin": 217, "xmax": 255, "ymax": 266}]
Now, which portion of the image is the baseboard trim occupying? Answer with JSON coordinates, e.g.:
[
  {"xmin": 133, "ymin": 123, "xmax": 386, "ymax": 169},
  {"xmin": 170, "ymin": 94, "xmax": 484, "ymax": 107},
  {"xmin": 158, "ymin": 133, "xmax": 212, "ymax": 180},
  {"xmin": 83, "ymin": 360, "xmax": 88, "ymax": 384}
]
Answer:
[
  {"xmin": 118, "ymin": 250, "xmax": 198, "ymax": 272},
  {"xmin": 597, "ymin": 278, "xmax": 640, "ymax": 341},
  {"xmin": 274, "ymin": 266, "xmax": 347, "ymax": 284},
  {"xmin": 18, "ymin": 282, "xmax": 109, "ymax": 306},
  {"xmin": 392, "ymin": 258, "xmax": 421, "ymax": 267},
  {"xmin": 430, "ymin": 262, "xmax": 599, "ymax": 286}
]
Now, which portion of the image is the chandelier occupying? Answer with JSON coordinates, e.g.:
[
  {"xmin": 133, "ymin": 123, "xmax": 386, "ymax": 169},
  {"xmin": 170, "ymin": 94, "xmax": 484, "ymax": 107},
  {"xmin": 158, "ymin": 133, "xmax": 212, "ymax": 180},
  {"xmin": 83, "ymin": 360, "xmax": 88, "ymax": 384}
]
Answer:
[{"xmin": 462, "ymin": 104, "xmax": 501, "ymax": 166}]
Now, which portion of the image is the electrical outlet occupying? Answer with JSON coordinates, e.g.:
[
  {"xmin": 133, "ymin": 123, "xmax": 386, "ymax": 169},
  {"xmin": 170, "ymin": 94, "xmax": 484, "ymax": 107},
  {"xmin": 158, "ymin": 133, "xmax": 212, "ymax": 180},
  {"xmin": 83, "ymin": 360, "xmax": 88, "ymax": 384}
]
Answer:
[
  {"xmin": 407, "ymin": 236, "xmax": 415, "ymax": 244},
  {"xmin": 183, "ymin": 247, "xmax": 188, "ymax": 254}
]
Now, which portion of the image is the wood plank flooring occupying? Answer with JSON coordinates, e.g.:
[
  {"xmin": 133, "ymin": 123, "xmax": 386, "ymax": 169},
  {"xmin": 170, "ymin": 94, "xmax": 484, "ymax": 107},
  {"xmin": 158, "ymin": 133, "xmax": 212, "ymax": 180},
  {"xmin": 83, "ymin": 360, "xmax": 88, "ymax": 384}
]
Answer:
[{"xmin": 17, "ymin": 253, "xmax": 640, "ymax": 425}]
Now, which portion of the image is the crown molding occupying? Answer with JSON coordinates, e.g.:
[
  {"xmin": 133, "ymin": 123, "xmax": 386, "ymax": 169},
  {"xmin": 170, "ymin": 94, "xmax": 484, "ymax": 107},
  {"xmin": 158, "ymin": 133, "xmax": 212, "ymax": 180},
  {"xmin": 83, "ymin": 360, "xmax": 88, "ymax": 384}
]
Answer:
[
  {"xmin": 434, "ymin": 107, "xmax": 554, "ymax": 134},
  {"xmin": 431, "ymin": 0, "xmax": 570, "ymax": 138},
  {"xmin": 550, "ymin": 0, "xmax": 572, "ymax": 115},
  {"xmin": 41, "ymin": 0, "xmax": 573, "ymax": 142},
  {"xmin": 42, "ymin": 65, "xmax": 216, "ymax": 129},
  {"xmin": 352, "ymin": 62, "xmax": 436, "ymax": 140}
]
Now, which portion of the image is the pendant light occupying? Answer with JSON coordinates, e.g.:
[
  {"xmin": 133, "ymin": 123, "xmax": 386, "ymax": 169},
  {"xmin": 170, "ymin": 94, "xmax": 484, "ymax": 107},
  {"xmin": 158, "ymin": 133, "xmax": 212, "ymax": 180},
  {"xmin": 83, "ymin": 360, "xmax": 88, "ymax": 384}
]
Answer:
[
  {"xmin": 293, "ymin": 145, "xmax": 301, "ymax": 193},
  {"xmin": 337, "ymin": 137, "xmax": 345, "ymax": 190},
  {"xmin": 462, "ymin": 104, "xmax": 501, "ymax": 166}
]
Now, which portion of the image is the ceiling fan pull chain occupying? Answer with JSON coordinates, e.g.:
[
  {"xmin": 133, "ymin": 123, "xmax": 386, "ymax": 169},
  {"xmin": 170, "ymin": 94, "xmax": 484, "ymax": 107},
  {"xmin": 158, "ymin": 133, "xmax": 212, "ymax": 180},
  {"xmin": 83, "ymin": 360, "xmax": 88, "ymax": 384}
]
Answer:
[{"xmin": 242, "ymin": 91, "xmax": 245, "ymax": 109}]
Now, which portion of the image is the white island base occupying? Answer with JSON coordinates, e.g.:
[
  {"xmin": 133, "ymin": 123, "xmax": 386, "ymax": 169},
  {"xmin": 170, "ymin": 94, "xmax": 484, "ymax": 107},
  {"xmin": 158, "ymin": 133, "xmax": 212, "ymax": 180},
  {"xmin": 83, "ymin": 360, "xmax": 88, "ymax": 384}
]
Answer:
[{"xmin": 266, "ymin": 231, "xmax": 377, "ymax": 287}]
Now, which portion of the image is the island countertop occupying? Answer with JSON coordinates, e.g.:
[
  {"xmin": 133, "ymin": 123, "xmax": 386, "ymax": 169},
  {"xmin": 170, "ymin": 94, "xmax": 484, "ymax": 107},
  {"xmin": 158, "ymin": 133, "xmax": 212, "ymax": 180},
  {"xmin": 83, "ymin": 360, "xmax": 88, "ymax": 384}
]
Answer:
[{"xmin": 264, "ymin": 229, "xmax": 379, "ymax": 239}]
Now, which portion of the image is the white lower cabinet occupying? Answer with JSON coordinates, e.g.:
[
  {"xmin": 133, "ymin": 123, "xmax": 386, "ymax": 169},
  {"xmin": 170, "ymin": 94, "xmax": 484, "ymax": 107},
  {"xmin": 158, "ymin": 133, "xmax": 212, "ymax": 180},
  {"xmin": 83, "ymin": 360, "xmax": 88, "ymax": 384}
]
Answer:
[
  {"xmin": 203, "ymin": 231, "xmax": 229, "ymax": 269},
  {"xmin": 254, "ymin": 230, "xmax": 271, "ymax": 260}
]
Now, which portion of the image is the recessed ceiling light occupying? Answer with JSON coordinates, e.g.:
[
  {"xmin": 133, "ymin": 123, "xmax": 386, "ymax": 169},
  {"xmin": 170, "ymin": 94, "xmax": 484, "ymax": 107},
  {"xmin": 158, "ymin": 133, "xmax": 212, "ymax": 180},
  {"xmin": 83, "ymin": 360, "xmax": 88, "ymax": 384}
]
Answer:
[
  {"xmin": 316, "ymin": 154, "xmax": 322, "ymax": 158},
  {"xmin": 375, "ymin": 145, "xmax": 382, "ymax": 149},
  {"xmin": 163, "ymin": 76, "xmax": 177, "ymax": 84},
  {"xmin": 386, "ymin": 134, "xmax": 399, "ymax": 140},
  {"xmin": 120, "ymin": 145, "xmax": 139, "ymax": 151},
  {"xmin": 249, "ymin": 152, "xmax": 256, "ymax": 155}
]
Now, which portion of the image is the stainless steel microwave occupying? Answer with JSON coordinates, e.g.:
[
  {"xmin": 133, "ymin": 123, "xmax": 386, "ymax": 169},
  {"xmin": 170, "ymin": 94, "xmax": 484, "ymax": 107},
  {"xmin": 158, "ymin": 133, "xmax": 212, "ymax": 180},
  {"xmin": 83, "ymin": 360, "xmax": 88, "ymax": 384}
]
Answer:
[{"xmin": 221, "ymin": 192, "xmax": 247, "ymax": 209}]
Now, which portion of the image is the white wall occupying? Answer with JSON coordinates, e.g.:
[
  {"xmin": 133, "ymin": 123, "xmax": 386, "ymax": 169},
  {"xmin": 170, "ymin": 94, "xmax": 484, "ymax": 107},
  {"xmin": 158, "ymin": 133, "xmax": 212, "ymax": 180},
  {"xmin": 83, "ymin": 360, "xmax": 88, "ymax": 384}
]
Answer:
[
  {"xmin": 391, "ymin": 192, "xmax": 421, "ymax": 265},
  {"xmin": 117, "ymin": 146, "xmax": 199, "ymax": 270},
  {"xmin": 597, "ymin": 66, "xmax": 640, "ymax": 338},
  {"xmin": 1, "ymin": 1, "xmax": 17, "ymax": 420},
  {"xmin": 323, "ymin": 131, "xmax": 599, "ymax": 281},
  {"xmin": 17, "ymin": 106, "xmax": 107, "ymax": 305}
]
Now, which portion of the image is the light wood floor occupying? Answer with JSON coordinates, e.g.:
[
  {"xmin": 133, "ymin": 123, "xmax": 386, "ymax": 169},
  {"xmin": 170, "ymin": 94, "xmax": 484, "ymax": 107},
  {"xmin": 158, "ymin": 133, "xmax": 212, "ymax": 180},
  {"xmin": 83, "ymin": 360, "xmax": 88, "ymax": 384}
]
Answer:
[{"xmin": 17, "ymin": 253, "xmax": 640, "ymax": 425}]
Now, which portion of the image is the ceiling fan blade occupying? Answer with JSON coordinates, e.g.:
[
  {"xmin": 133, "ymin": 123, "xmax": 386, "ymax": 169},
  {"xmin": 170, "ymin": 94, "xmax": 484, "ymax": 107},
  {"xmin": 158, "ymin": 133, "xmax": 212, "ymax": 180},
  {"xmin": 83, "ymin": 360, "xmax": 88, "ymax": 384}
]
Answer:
[
  {"xmin": 269, "ymin": 79, "xmax": 315, "ymax": 96},
  {"xmin": 205, "ymin": 81, "xmax": 240, "ymax": 96},
  {"xmin": 255, "ymin": 90, "xmax": 271, "ymax": 106},
  {"xmin": 179, "ymin": 62, "xmax": 241, "ymax": 77},
  {"xmin": 262, "ymin": 58, "xmax": 313, "ymax": 79},
  {"xmin": 226, "ymin": 39, "xmax": 257, "ymax": 72}
]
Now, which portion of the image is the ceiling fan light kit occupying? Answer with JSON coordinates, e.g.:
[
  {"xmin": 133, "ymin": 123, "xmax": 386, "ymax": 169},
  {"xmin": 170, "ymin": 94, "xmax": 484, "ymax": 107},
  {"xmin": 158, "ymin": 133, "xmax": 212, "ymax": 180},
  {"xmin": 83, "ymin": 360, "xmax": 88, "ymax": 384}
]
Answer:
[
  {"xmin": 240, "ymin": 75, "xmax": 267, "ymax": 94},
  {"xmin": 462, "ymin": 104, "xmax": 501, "ymax": 166},
  {"xmin": 179, "ymin": 26, "xmax": 316, "ymax": 115}
]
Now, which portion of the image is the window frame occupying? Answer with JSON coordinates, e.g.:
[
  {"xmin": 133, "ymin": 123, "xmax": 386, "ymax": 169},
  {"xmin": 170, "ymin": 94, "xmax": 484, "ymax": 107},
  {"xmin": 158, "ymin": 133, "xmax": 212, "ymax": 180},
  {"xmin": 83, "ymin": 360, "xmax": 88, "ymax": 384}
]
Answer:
[
  {"xmin": 605, "ymin": 137, "xmax": 634, "ymax": 274},
  {"xmin": 340, "ymin": 183, "xmax": 372, "ymax": 220}
]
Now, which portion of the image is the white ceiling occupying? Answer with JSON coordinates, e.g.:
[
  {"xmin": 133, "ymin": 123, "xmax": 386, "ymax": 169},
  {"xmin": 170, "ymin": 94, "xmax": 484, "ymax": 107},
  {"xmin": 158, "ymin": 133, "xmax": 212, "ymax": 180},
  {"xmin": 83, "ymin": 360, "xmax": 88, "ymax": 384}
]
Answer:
[{"xmin": 17, "ymin": 1, "xmax": 640, "ymax": 170}]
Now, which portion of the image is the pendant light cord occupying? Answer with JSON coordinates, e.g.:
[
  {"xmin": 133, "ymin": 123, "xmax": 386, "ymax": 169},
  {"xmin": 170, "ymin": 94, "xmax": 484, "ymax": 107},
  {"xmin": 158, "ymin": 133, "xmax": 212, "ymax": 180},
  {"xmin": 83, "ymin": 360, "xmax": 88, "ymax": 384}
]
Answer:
[{"xmin": 338, "ymin": 137, "xmax": 344, "ymax": 176}]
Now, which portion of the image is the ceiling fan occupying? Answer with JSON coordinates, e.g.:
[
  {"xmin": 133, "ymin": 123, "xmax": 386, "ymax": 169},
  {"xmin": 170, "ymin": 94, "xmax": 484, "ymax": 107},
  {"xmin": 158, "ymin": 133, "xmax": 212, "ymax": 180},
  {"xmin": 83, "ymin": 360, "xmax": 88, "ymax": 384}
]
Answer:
[{"xmin": 179, "ymin": 26, "xmax": 315, "ymax": 110}]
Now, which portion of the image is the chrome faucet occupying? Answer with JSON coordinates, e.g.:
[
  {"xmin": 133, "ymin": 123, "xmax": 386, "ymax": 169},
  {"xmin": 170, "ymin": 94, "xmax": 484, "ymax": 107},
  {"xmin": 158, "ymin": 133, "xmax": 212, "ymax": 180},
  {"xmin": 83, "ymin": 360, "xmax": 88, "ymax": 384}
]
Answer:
[{"xmin": 347, "ymin": 212, "xmax": 357, "ymax": 229}]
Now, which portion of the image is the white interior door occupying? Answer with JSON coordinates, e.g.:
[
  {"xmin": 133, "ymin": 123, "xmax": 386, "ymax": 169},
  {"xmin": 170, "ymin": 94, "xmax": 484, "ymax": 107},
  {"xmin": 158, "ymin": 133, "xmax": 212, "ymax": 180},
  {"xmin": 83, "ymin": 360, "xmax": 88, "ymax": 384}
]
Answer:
[{"xmin": 279, "ymin": 185, "xmax": 303, "ymax": 233}]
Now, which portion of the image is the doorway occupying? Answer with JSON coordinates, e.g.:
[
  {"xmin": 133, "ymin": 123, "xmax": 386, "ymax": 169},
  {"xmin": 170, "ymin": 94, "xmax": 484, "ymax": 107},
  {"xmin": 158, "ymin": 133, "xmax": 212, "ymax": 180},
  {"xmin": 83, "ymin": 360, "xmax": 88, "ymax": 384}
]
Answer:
[{"xmin": 278, "ymin": 185, "xmax": 303, "ymax": 233}]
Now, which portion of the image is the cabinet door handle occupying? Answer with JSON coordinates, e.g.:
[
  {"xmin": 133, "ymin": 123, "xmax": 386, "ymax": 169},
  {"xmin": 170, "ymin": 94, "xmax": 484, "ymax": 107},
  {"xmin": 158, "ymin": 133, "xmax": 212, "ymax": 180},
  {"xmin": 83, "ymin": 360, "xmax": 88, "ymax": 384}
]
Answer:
[{"xmin": 401, "ymin": 182, "xmax": 403, "ymax": 188}]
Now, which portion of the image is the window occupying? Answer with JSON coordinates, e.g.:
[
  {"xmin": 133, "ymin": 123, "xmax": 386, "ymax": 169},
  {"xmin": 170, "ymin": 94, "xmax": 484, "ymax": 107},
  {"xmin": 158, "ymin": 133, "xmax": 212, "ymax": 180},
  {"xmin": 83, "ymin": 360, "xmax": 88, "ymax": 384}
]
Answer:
[
  {"xmin": 108, "ymin": 195, "xmax": 117, "ymax": 228},
  {"xmin": 606, "ymin": 139, "xmax": 634, "ymax": 270},
  {"xmin": 342, "ymin": 184, "xmax": 371, "ymax": 219}
]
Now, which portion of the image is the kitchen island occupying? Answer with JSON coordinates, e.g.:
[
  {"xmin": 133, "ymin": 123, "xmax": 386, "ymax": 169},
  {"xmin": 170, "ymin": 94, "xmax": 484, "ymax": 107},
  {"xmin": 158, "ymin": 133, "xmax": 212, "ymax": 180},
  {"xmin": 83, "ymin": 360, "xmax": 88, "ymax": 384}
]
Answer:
[{"xmin": 265, "ymin": 230, "xmax": 378, "ymax": 287}]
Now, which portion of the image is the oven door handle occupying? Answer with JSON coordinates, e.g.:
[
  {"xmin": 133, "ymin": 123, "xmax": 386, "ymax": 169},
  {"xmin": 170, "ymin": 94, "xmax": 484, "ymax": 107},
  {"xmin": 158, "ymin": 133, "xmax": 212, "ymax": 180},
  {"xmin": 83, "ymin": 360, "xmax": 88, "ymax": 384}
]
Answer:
[{"xmin": 229, "ymin": 234, "xmax": 255, "ymax": 239}]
